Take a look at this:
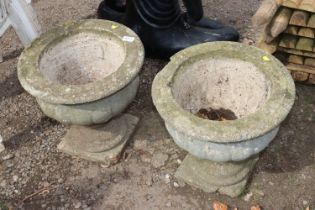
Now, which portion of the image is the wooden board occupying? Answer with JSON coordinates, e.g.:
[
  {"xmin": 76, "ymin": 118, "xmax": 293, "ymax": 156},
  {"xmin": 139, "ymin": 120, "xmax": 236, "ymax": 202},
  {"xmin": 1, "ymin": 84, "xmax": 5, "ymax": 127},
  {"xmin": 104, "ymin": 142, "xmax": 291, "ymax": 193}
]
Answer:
[
  {"xmin": 288, "ymin": 54, "xmax": 304, "ymax": 64},
  {"xmin": 279, "ymin": 34, "xmax": 298, "ymax": 48},
  {"xmin": 252, "ymin": 0, "xmax": 279, "ymax": 27},
  {"xmin": 270, "ymin": 7, "xmax": 293, "ymax": 37},
  {"xmin": 285, "ymin": 25, "xmax": 299, "ymax": 35},
  {"xmin": 278, "ymin": 47, "xmax": 315, "ymax": 58},
  {"xmin": 257, "ymin": 39, "xmax": 279, "ymax": 54},
  {"xmin": 299, "ymin": 0, "xmax": 315, "ymax": 12},
  {"xmin": 287, "ymin": 62, "xmax": 315, "ymax": 74},
  {"xmin": 297, "ymin": 27, "xmax": 315, "ymax": 38},
  {"xmin": 291, "ymin": 71, "xmax": 309, "ymax": 81},
  {"xmin": 282, "ymin": 0, "xmax": 303, "ymax": 8},
  {"xmin": 304, "ymin": 57, "xmax": 315, "ymax": 67},
  {"xmin": 290, "ymin": 10, "xmax": 310, "ymax": 26},
  {"xmin": 283, "ymin": 0, "xmax": 315, "ymax": 13},
  {"xmin": 308, "ymin": 73, "xmax": 315, "ymax": 84},
  {"xmin": 296, "ymin": 37, "xmax": 314, "ymax": 51},
  {"xmin": 307, "ymin": 14, "xmax": 315, "ymax": 28}
]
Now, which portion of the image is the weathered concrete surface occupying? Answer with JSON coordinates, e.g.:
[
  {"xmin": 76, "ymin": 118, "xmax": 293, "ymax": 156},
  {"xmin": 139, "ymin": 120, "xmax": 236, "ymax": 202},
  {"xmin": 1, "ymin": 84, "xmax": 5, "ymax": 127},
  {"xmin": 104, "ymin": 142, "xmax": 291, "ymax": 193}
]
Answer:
[
  {"xmin": 152, "ymin": 42, "xmax": 296, "ymax": 161},
  {"xmin": 37, "ymin": 77, "xmax": 139, "ymax": 125},
  {"xmin": 57, "ymin": 114, "xmax": 139, "ymax": 164},
  {"xmin": 175, "ymin": 154, "xmax": 258, "ymax": 197},
  {"xmin": 166, "ymin": 123, "xmax": 279, "ymax": 162},
  {"xmin": 152, "ymin": 42, "xmax": 296, "ymax": 197},
  {"xmin": 18, "ymin": 19, "xmax": 144, "ymax": 105},
  {"xmin": 152, "ymin": 42, "xmax": 296, "ymax": 144},
  {"xmin": 17, "ymin": 19, "xmax": 144, "ymax": 125}
]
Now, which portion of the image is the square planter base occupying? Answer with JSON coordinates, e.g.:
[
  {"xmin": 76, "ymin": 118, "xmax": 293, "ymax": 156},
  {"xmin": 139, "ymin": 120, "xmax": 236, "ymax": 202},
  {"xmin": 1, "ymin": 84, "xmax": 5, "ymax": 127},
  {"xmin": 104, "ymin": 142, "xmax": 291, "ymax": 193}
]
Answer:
[
  {"xmin": 58, "ymin": 114, "xmax": 139, "ymax": 165},
  {"xmin": 175, "ymin": 154, "xmax": 258, "ymax": 197}
]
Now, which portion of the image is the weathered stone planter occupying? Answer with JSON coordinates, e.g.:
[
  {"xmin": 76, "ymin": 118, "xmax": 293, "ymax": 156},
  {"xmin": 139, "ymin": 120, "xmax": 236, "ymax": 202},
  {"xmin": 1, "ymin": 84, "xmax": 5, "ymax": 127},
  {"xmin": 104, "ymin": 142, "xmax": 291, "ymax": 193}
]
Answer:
[
  {"xmin": 17, "ymin": 19, "xmax": 144, "ymax": 164},
  {"xmin": 17, "ymin": 19, "xmax": 144, "ymax": 125},
  {"xmin": 152, "ymin": 42, "xmax": 295, "ymax": 197}
]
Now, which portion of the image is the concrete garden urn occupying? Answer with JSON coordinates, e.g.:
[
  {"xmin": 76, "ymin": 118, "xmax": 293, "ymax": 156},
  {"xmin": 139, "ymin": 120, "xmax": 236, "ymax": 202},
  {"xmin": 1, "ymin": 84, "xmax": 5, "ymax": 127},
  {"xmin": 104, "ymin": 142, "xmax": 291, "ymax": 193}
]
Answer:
[
  {"xmin": 152, "ymin": 42, "xmax": 295, "ymax": 197},
  {"xmin": 17, "ymin": 19, "xmax": 144, "ymax": 125},
  {"xmin": 17, "ymin": 19, "xmax": 144, "ymax": 163}
]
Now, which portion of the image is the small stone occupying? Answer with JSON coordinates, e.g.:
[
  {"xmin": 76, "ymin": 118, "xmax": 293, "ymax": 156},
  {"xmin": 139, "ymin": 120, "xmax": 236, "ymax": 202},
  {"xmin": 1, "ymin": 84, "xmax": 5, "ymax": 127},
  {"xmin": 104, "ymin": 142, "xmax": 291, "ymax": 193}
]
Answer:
[
  {"xmin": 13, "ymin": 175, "xmax": 18, "ymax": 182},
  {"xmin": 6, "ymin": 162, "xmax": 14, "ymax": 168},
  {"xmin": 0, "ymin": 180, "xmax": 6, "ymax": 187},
  {"xmin": 145, "ymin": 178, "xmax": 153, "ymax": 186},
  {"xmin": 177, "ymin": 179, "xmax": 186, "ymax": 187},
  {"xmin": 42, "ymin": 181, "xmax": 50, "ymax": 188},
  {"xmin": 253, "ymin": 189, "xmax": 265, "ymax": 197},
  {"xmin": 176, "ymin": 159, "xmax": 182, "ymax": 164},
  {"xmin": 303, "ymin": 200, "xmax": 308, "ymax": 205},
  {"xmin": 100, "ymin": 163, "xmax": 111, "ymax": 168},
  {"xmin": 242, "ymin": 38, "xmax": 254, "ymax": 45},
  {"xmin": 166, "ymin": 202, "xmax": 172, "ymax": 207},
  {"xmin": 151, "ymin": 153, "xmax": 169, "ymax": 168},
  {"xmin": 173, "ymin": 182, "xmax": 179, "ymax": 188},
  {"xmin": 145, "ymin": 194, "xmax": 153, "ymax": 201},
  {"xmin": 74, "ymin": 202, "xmax": 81, "ymax": 209},
  {"xmin": 213, "ymin": 201, "xmax": 228, "ymax": 210},
  {"xmin": 243, "ymin": 192, "xmax": 253, "ymax": 202},
  {"xmin": 250, "ymin": 205, "xmax": 262, "ymax": 210},
  {"xmin": 140, "ymin": 153, "xmax": 152, "ymax": 163},
  {"xmin": 0, "ymin": 143, "xmax": 4, "ymax": 153},
  {"xmin": 0, "ymin": 146, "xmax": 5, "ymax": 153},
  {"xmin": 164, "ymin": 174, "xmax": 171, "ymax": 184},
  {"xmin": 2, "ymin": 154, "xmax": 14, "ymax": 160}
]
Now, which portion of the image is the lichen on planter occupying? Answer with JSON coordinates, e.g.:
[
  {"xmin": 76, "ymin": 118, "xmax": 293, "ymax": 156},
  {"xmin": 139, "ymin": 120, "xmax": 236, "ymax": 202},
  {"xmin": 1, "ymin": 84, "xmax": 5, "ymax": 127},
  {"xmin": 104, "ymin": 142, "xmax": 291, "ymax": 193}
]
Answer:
[
  {"xmin": 17, "ymin": 19, "xmax": 144, "ymax": 125},
  {"xmin": 152, "ymin": 41, "xmax": 296, "ymax": 197}
]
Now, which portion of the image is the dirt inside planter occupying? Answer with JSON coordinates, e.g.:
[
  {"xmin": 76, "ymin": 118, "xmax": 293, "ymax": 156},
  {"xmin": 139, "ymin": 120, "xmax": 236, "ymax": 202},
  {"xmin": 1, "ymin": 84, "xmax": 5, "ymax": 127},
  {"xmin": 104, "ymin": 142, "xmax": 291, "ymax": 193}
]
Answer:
[{"xmin": 195, "ymin": 107, "xmax": 237, "ymax": 121}]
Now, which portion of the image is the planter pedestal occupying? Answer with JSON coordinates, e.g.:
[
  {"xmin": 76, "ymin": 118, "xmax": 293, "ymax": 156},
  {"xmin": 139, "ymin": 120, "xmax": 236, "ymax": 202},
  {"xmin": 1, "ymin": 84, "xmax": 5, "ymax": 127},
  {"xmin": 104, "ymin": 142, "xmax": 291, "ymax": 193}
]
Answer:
[
  {"xmin": 175, "ymin": 154, "xmax": 258, "ymax": 197},
  {"xmin": 58, "ymin": 114, "xmax": 139, "ymax": 165}
]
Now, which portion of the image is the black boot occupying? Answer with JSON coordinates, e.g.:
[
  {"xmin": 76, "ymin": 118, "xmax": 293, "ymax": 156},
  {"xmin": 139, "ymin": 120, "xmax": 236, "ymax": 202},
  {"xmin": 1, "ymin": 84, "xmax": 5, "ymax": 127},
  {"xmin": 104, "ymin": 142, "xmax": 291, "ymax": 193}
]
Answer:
[
  {"xmin": 98, "ymin": 0, "xmax": 225, "ymax": 29},
  {"xmin": 98, "ymin": 0, "xmax": 239, "ymax": 59}
]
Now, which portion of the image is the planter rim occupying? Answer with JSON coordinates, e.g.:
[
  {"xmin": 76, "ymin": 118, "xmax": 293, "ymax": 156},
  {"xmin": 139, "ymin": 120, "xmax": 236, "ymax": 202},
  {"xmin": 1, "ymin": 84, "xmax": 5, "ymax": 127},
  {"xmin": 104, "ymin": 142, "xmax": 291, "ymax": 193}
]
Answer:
[
  {"xmin": 152, "ymin": 41, "xmax": 296, "ymax": 143},
  {"xmin": 17, "ymin": 19, "xmax": 144, "ymax": 105}
]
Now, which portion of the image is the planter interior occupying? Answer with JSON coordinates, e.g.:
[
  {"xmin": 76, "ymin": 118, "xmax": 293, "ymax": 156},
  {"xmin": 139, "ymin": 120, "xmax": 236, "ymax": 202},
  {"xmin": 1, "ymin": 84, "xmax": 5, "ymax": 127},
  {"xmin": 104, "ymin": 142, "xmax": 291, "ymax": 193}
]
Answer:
[
  {"xmin": 39, "ymin": 32, "xmax": 125, "ymax": 86},
  {"xmin": 18, "ymin": 19, "xmax": 144, "ymax": 125},
  {"xmin": 172, "ymin": 57, "xmax": 271, "ymax": 119}
]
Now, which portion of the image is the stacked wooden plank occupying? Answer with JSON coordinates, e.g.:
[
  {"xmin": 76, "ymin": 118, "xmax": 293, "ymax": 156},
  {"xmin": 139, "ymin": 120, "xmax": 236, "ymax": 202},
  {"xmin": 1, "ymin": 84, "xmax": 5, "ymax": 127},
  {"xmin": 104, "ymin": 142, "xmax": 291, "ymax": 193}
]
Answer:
[{"xmin": 253, "ymin": 0, "xmax": 315, "ymax": 84}]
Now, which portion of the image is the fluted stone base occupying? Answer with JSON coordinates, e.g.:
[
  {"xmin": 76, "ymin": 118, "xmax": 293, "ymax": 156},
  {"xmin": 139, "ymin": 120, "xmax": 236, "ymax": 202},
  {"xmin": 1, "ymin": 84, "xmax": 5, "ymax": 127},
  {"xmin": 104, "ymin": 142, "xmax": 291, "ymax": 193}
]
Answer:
[
  {"xmin": 58, "ymin": 114, "xmax": 139, "ymax": 165},
  {"xmin": 175, "ymin": 154, "xmax": 258, "ymax": 197}
]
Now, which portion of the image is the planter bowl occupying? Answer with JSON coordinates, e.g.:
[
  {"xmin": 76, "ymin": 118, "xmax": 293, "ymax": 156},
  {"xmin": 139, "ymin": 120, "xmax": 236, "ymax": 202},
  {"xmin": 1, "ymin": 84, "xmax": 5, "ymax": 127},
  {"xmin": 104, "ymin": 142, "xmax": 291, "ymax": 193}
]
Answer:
[
  {"xmin": 18, "ymin": 19, "xmax": 144, "ymax": 125},
  {"xmin": 152, "ymin": 41, "xmax": 295, "ymax": 162},
  {"xmin": 152, "ymin": 42, "xmax": 295, "ymax": 197}
]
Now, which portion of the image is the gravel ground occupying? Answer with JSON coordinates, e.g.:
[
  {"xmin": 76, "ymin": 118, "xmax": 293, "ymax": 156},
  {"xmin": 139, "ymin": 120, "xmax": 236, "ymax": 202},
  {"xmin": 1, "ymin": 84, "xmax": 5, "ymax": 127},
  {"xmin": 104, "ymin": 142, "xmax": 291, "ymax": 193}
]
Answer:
[{"xmin": 0, "ymin": 0, "xmax": 314, "ymax": 209}]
